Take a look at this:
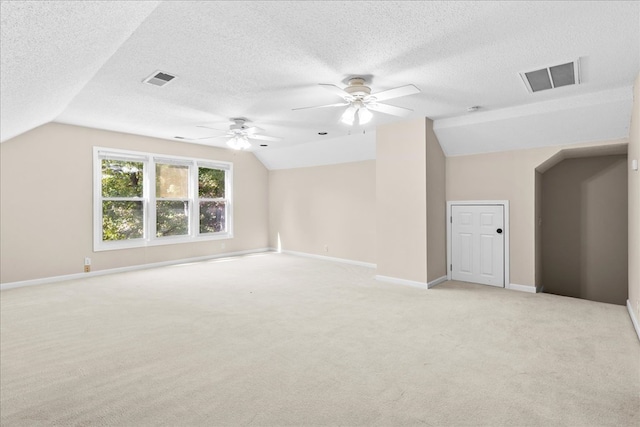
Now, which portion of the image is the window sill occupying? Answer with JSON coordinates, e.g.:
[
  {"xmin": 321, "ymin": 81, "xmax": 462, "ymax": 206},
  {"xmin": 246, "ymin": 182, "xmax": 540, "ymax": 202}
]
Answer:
[{"xmin": 94, "ymin": 232, "xmax": 233, "ymax": 252}]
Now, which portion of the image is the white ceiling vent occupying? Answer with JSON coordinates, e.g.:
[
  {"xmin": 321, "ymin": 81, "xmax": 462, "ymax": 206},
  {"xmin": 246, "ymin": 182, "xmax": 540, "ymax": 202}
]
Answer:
[
  {"xmin": 520, "ymin": 59, "xmax": 580, "ymax": 93},
  {"xmin": 143, "ymin": 71, "xmax": 176, "ymax": 87}
]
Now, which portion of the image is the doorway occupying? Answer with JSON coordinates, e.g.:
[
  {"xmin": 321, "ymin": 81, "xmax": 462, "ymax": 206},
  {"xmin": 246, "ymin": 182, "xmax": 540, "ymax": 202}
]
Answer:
[
  {"xmin": 540, "ymin": 154, "xmax": 628, "ymax": 305},
  {"xmin": 447, "ymin": 201, "xmax": 509, "ymax": 288}
]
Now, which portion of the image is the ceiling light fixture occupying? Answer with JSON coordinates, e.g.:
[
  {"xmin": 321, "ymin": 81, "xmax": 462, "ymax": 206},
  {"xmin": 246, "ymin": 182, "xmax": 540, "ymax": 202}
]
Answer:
[
  {"xmin": 226, "ymin": 135, "xmax": 251, "ymax": 150},
  {"xmin": 358, "ymin": 106, "xmax": 373, "ymax": 124},
  {"xmin": 294, "ymin": 77, "xmax": 420, "ymax": 126},
  {"xmin": 340, "ymin": 99, "xmax": 374, "ymax": 126},
  {"xmin": 340, "ymin": 105, "xmax": 358, "ymax": 125}
]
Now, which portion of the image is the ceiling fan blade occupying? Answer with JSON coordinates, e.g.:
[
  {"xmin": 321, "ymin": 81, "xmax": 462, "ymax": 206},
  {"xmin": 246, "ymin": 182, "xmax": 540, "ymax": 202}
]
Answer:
[
  {"xmin": 292, "ymin": 102, "xmax": 350, "ymax": 111},
  {"xmin": 248, "ymin": 134, "xmax": 282, "ymax": 142},
  {"xmin": 191, "ymin": 135, "xmax": 230, "ymax": 140},
  {"xmin": 370, "ymin": 84, "xmax": 420, "ymax": 102},
  {"xmin": 243, "ymin": 126, "xmax": 264, "ymax": 134},
  {"xmin": 196, "ymin": 125, "xmax": 228, "ymax": 132},
  {"xmin": 319, "ymin": 83, "xmax": 347, "ymax": 98},
  {"xmin": 367, "ymin": 102, "xmax": 413, "ymax": 117}
]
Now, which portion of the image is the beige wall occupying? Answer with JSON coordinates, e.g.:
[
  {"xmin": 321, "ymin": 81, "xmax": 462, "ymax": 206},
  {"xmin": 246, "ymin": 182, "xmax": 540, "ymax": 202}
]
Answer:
[
  {"xmin": 0, "ymin": 123, "xmax": 269, "ymax": 283},
  {"xmin": 268, "ymin": 160, "xmax": 376, "ymax": 264},
  {"xmin": 426, "ymin": 119, "xmax": 447, "ymax": 282},
  {"xmin": 541, "ymin": 156, "xmax": 628, "ymax": 305},
  {"xmin": 376, "ymin": 117, "xmax": 446, "ymax": 284},
  {"xmin": 376, "ymin": 118, "xmax": 427, "ymax": 282},
  {"xmin": 446, "ymin": 138, "xmax": 627, "ymax": 289},
  {"xmin": 629, "ymin": 73, "xmax": 640, "ymax": 322}
]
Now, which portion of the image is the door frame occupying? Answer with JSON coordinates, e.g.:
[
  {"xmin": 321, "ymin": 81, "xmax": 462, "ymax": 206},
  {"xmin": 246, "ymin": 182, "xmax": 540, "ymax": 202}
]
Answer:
[{"xmin": 446, "ymin": 200, "xmax": 510, "ymax": 287}]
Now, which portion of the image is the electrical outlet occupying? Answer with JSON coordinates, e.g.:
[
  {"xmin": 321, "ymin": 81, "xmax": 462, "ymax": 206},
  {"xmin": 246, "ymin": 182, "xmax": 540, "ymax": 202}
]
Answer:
[{"xmin": 84, "ymin": 265, "xmax": 90, "ymax": 273}]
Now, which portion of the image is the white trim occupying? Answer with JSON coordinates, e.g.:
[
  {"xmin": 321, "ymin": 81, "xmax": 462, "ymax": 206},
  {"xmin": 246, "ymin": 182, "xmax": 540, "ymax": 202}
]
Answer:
[
  {"xmin": 1, "ymin": 248, "xmax": 271, "ymax": 291},
  {"xmin": 446, "ymin": 200, "xmax": 510, "ymax": 288},
  {"xmin": 627, "ymin": 300, "xmax": 640, "ymax": 342},
  {"xmin": 375, "ymin": 275, "xmax": 427, "ymax": 290},
  {"xmin": 427, "ymin": 275, "xmax": 448, "ymax": 289},
  {"xmin": 506, "ymin": 283, "xmax": 537, "ymax": 293},
  {"xmin": 277, "ymin": 249, "xmax": 376, "ymax": 269}
]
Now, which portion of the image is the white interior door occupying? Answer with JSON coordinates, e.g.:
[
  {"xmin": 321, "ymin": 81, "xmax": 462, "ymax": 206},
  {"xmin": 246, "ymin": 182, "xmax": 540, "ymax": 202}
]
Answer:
[{"xmin": 451, "ymin": 205, "xmax": 504, "ymax": 287}]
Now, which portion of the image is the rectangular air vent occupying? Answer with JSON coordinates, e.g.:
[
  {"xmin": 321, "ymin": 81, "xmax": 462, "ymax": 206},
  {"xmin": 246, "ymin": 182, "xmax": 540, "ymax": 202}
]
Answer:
[
  {"xmin": 520, "ymin": 59, "xmax": 580, "ymax": 93},
  {"xmin": 143, "ymin": 71, "xmax": 176, "ymax": 87}
]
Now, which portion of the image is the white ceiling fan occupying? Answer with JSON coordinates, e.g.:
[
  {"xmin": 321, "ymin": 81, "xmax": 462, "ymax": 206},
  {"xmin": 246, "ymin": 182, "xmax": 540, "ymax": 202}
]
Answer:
[
  {"xmin": 293, "ymin": 77, "xmax": 421, "ymax": 125},
  {"xmin": 193, "ymin": 118, "xmax": 282, "ymax": 150}
]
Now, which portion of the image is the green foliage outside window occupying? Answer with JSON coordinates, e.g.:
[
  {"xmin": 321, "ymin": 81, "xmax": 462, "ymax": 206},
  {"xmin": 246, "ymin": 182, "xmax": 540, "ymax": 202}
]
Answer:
[
  {"xmin": 156, "ymin": 164, "xmax": 190, "ymax": 237},
  {"xmin": 102, "ymin": 160, "xmax": 143, "ymax": 197},
  {"xmin": 199, "ymin": 167, "xmax": 225, "ymax": 198},
  {"xmin": 156, "ymin": 201, "xmax": 189, "ymax": 237},
  {"xmin": 102, "ymin": 160, "xmax": 144, "ymax": 241},
  {"xmin": 102, "ymin": 201, "xmax": 144, "ymax": 240},
  {"xmin": 199, "ymin": 168, "xmax": 226, "ymax": 233},
  {"xmin": 99, "ymin": 158, "xmax": 228, "ymax": 242}
]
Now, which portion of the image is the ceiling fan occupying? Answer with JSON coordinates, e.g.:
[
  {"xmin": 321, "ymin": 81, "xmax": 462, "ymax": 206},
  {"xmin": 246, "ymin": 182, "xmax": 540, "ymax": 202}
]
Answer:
[
  {"xmin": 293, "ymin": 77, "xmax": 421, "ymax": 125},
  {"xmin": 194, "ymin": 118, "xmax": 282, "ymax": 150}
]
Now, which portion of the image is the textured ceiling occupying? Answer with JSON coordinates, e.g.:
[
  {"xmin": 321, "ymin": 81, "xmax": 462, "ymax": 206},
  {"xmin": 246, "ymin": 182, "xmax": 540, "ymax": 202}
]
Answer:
[
  {"xmin": 1, "ymin": 1, "xmax": 638, "ymax": 168},
  {"xmin": 0, "ymin": 1, "xmax": 159, "ymax": 142}
]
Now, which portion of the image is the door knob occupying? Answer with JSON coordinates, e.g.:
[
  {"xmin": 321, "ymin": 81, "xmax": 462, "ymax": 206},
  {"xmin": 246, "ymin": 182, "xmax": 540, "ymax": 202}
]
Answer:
[{"xmin": 497, "ymin": 228, "xmax": 503, "ymax": 234}]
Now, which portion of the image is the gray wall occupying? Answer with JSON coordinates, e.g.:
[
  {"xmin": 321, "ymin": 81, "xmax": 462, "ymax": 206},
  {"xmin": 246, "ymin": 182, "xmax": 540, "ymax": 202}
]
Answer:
[{"xmin": 541, "ymin": 155, "xmax": 628, "ymax": 305}]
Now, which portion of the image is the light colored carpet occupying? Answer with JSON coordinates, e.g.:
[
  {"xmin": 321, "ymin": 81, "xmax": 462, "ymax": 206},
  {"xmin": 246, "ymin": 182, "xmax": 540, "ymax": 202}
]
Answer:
[{"xmin": 1, "ymin": 253, "xmax": 638, "ymax": 426}]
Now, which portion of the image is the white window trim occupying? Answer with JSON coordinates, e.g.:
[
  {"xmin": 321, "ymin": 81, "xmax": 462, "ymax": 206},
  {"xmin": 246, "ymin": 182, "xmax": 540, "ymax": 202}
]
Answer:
[{"xmin": 93, "ymin": 147, "xmax": 233, "ymax": 252}]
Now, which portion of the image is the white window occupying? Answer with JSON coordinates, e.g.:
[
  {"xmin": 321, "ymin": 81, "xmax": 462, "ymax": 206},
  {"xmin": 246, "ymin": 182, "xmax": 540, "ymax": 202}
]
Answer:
[{"xmin": 94, "ymin": 148, "xmax": 232, "ymax": 251}]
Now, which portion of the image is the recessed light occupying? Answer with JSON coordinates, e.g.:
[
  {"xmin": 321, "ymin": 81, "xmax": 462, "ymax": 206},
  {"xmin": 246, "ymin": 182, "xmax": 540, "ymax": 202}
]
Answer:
[{"xmin": 318, "ymin": 132, "xmax": 328, "ymax": 135}]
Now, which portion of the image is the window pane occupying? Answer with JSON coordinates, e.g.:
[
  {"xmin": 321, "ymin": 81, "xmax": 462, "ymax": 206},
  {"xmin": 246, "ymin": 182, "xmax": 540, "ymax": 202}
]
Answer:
[
  {"xmin": 156, "ymin": 200, "xmax": 189, "ymax": 237},
  {"xmin": 199, "ymin": 167, "xmax": 225, "ymax": 198},
  {"xmin": 199, "ymin": 201, "xmax": 226, "ymax": 233},
  {"xmin": 102, "ymin": 160, "xmax": 143, "ymax": 197},
  {"xmin": 156, "ymin": 164, "xmax": 189, "ymax": 198},
  {"xmin": 102, "ymin": 201, "xmax": 144, "ymax": 241}
]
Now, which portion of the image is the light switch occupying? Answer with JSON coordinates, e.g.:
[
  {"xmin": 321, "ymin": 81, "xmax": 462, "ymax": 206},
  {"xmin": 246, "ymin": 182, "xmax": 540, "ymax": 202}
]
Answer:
[{"xmin": 633, "ymin": 159, "xmax": 639, "ymax": 171}]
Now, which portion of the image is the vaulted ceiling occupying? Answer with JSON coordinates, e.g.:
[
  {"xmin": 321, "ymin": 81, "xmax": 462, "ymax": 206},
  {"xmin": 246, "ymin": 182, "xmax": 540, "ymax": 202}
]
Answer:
[{"xmin": 1, "ymin": 1, "xmax": 638, "ymax": 169}]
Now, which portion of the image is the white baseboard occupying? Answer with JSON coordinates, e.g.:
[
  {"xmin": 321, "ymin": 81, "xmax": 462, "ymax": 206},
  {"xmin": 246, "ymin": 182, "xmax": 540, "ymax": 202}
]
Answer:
[
  {"xmin": 427, "ymin": 275, "xmax": 448, "ymax": 289},
  {"xmin": 375, "ymin": 275, "xmax": 427, "ymax": 290},
  {"xmin": 0, "ymin": 248, "xmax": 272, "ymax": 291},
  {"xmin": 277, "ymin": 249, "xmax": 376, "ymax": 269},
  {"xmin": 627, "ymin": 300, "xmax": 640, "ymax": 343},
  {"xmin": 506, "ymin": 283, "xmax": 537, "ymax": 293}
]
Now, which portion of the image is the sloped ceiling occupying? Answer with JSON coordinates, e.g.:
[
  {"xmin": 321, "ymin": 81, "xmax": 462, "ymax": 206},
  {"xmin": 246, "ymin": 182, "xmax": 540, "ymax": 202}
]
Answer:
[
  {"xmin": 0, "ymin": 1, "xmax": 160, "ymax": 142},
  {"xmin": 1, "ymin": 1, "xmax": 638, "ymax": 169}
]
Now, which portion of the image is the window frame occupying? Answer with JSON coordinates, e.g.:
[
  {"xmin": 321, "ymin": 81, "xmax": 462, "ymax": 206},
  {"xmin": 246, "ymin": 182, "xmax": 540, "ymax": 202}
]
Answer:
[{"xmin": 94, "ymin": 147, "xmax": 233, "ymax": 252}]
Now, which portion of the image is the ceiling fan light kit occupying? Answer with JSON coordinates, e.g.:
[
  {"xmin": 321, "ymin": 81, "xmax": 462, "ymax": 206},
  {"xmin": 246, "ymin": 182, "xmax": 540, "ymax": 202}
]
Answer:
[
  {"xmin": 340, "ymin": 99, "xmax": 374, "ymax": 126},
  {"xmin": 227, "ymin": 135, "xmax": 251, "ymax": 150}
]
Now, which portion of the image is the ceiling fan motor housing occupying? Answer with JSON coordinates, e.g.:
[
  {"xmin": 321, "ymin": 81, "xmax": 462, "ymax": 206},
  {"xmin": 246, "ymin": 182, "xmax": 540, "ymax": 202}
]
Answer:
[
  {"xmin": 345, "ymin": 77, "xmax": 371, "ymax": 98},
  {"xmin": 230, "ymin": 118, "xmax": 248, "ymax": 131}
]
